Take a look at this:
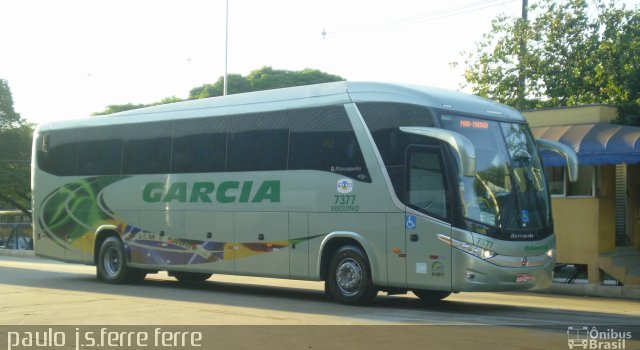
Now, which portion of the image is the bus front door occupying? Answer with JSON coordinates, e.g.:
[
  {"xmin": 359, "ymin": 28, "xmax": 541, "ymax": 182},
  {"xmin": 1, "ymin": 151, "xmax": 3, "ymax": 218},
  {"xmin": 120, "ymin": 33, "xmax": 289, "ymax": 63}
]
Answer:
[{"xmin": 404, "ymin": 146, "xmax": 453, "ymax": 291}]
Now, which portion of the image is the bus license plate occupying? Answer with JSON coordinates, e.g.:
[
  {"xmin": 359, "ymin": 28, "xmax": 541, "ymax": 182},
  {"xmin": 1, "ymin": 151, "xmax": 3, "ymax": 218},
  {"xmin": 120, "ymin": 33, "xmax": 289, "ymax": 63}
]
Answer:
[{"xmin": 516, "ymin": 273, "xmax": 532, "ymax": 283}]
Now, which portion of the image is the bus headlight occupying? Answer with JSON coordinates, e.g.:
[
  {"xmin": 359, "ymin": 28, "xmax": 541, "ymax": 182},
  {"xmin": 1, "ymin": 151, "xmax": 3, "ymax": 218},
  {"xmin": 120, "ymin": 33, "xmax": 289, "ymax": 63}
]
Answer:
[
  {"xmin": 438, "ymin": 235, "xmax": 496, "ymax": 260},
  {"xmin": 546, "ymin": 249, "xmax": 555, "ymax": 258},
  {"xmin": 481, "ymin": 249, "xmax": 496, "ymax": 260}
]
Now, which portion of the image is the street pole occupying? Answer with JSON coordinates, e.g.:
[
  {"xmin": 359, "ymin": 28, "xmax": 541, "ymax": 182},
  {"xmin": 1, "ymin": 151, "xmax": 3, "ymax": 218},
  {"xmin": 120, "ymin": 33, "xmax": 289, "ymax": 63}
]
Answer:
[
  {"xmin": 518, "ymin": 0, "xmax": 528, "ymax": 109},
  {"xmin": 223, "ymin": 0, "xmax": 229, "ymax": 96}
]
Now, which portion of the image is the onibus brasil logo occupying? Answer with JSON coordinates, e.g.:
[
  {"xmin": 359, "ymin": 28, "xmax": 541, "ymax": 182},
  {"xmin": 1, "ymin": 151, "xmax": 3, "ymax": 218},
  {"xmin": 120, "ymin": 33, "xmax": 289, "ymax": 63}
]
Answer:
[{"xmin": 567, "ymin": 326, "xmax": 632, "ymax": 349}]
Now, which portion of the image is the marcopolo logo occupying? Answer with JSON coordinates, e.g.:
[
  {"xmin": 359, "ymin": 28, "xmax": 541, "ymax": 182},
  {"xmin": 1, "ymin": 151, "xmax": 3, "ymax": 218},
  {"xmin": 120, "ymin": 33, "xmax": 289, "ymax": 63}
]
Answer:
[
  {"xmin": 143, "ymin": 180, "xmax": 280, "ymax": 204},
  {"xmin": 567, "ymin": 326, "xmax": 632, "ymax": 349},
  {"xmin": 337, "ymin": 178, "xmax": 353, "ymax": 194}
]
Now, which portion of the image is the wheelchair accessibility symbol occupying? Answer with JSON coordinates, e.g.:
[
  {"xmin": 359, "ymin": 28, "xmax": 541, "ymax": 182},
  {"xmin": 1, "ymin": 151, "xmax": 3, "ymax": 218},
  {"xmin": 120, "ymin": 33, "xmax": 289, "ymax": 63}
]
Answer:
[{"xmin": 406, "ymin": 216, "xmax": 417, "ymax": 230}]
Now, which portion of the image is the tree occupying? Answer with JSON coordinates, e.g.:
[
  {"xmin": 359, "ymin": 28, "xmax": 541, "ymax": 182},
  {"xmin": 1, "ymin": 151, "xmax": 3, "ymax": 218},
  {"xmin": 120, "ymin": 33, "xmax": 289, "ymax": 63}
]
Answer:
[
  {"xmin": 95, "ymin": 67, "xmax": 343, "ymax": 115},
  {"xmin": 246, "ymin": 67, "xmax": 344, "ymax": 92},
  {"xmin": 189, "ymin": 66, "xmax": 344, "ymax": 99},
  {"xmin": 457, "ymin": 0, "xmax": 640, "ymax": 125},
  {"xmin": 189, "ymin": 74, "xmax": 252, "ymax": 99},
  {"xmin": 91, "ymin": 96, "xmax": 182, "ymax": 116},
  {"xmin": 92, "ymin": 103, "xmax": 148, "ymax": 116},
  {"xmin": 0, "ymin": 124, "xmax": 32, "ymax": 215},
  {"xmin": 93, "ymin": 97, "xmax": 185, "ymax": 116},
  {"xmin": 0, "ymin": 79, "xmax": 21, "ymax": 130},
  {"xmin": 0, "ymin": 79, "xmax": 32, "ymax": 217}
]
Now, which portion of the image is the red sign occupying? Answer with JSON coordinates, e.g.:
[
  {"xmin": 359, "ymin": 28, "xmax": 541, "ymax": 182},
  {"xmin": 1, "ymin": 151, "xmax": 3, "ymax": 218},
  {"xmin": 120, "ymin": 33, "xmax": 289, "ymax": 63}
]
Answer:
[
  {"xmin": 459, "ymin": 120, "xmax": 489, "ymax": 129},
  {"xmin": 515, "ymin": 273, "xmax": 532, "ymax": 283}
]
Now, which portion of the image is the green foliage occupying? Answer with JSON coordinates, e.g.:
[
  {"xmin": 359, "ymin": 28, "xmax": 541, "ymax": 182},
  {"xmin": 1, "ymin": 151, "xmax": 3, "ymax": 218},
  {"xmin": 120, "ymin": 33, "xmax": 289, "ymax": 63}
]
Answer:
[
  {"xmin": 0, "ymin": 124, "xmax": 32, "ymax": 215},
  {"xmin": 189, "ymin": 66, "xmax": 344, "ymax": 99},
  {"xmin": 247, "ymin": 67, "xmax": 344, "ymax": 92},
  {"xmin": 158, "ymin": 96, "xmax": 183, "ymax": 104},
  {"xmin": 189, "ymin": 74, "xmax": 250, "ymax": 99},
  {"xmin": 458, "ymin": 0, "xmax": 640, "ymax": 125},
  {"xmin": 0, "ymin": 79, "xmax": 32, "ymax": 216},
  {"xmin": 93, "ymin": 97, "xmax": 186, "ymax": 116},
  {"xmin": 92, "ymin": 103, "xmax": 147, "ymax": 116},
  {"xmin": 95, "ymin": 67, "xmax": 343, "ymax": 115},
  {"xmin": 0, "ymin": 79, "xmax": 22, "ymax": 130}
]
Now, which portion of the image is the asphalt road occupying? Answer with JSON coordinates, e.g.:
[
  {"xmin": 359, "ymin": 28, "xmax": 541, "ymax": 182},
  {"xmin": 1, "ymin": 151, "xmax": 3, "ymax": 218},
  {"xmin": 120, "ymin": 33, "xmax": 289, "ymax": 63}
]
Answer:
[{"xmin": 1, "ymin": 255, "xmax": 639, "ymax": 350}]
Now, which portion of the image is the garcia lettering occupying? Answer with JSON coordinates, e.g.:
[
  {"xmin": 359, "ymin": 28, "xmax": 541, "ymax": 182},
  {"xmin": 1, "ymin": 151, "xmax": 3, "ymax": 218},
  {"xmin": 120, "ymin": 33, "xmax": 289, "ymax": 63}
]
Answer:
[{"xmin": 143, "ymin": 180, "xmax": 280, "ymax": 204}]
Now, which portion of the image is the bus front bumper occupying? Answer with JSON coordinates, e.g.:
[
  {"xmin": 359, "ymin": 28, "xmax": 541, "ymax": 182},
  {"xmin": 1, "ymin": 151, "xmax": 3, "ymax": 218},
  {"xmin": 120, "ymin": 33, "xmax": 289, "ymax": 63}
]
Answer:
[{"xmin": 451, "ymin": 248, "xmax": 555, "ymax": 292}]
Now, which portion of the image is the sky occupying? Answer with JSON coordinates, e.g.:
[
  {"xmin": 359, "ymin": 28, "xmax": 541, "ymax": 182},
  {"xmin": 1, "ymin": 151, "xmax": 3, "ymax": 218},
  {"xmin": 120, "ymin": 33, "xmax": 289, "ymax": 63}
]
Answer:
[{"xmin": 0, "ymin": 0, "xmax": 638, "ymax": 125}]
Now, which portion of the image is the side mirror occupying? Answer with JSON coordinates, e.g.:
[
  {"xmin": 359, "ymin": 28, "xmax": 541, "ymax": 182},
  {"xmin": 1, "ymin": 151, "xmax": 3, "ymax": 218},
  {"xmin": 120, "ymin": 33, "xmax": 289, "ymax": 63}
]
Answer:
[
  {"xmin": 536, "ymin": 138, "xmax": 579, "ymax": 182},
  {"xmin": 400, "ymin": 127, "xmax": 476, "ymax": 177}
]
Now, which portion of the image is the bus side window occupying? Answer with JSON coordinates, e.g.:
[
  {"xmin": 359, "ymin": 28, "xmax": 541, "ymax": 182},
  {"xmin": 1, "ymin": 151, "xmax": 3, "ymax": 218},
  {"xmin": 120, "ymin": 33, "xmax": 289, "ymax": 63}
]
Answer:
[
  {"xmin": 358, "ymin": 102, "xmax": 436, "ymax": 200},
  {"xmin": 37, "ymin": 129, "xmax": 78, "ymax": 176},
  {"xmin": 227, "ymin": 113, "xmax": 289, "ymax": 172},
  {"xmin": 76, "ymin": 125, "xmax": 123, "ymax": 176},
  {"xmin": 122, "ymin": 121, "xmax": 172, "ymax": 175},
  {"xmin": 172, "ymin": 117, "xmax": 227, "ymax": 173},
  {"xmin": 288, "ymin": 106, "xmax": 370, "ymax": 182},
  {"xmin": 406, "ymin": 146, "xmax": 449, "ymax": 220}
]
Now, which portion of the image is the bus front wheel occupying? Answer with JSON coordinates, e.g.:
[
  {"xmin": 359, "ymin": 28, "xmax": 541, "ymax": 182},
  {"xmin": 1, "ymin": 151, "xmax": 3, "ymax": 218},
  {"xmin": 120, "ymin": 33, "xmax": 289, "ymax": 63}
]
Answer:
[
  {"xmin": 326, "ymin": 245, "xmax": 377, "ymax": 305},
  {"xmin": 97, "ymin": 236, "xmax": 146, "ymax": 284}
]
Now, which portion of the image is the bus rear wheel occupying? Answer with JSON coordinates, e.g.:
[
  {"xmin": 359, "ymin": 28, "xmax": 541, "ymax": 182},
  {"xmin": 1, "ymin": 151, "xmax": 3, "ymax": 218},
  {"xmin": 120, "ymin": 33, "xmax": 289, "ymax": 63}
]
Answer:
[
  {"xmin": 326, "ymin": 245, "xmax": 377, "ymax": 305},
  {"xmin": 97, "ymin": 236, "xmax": 146, "ymax": 284},
  {"xmin": 412, "ymin": 289, "xmax": 451, "ymax": 303}
]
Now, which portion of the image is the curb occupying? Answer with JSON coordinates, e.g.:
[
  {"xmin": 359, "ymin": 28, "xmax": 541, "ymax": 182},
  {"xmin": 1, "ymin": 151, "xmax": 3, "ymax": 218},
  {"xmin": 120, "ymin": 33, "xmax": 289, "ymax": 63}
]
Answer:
[
  {"xmin": 0, "ymin": 248, "xmax": 36, "ymax": 257},
  {"xmin": 530, "ymin": 283, "xmax": 640, "ymax": 300}
]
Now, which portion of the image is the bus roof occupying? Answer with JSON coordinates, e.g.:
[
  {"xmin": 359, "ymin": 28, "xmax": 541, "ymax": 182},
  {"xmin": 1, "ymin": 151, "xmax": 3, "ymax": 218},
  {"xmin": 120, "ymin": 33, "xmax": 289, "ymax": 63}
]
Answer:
[{"xmin": 38, "ymin": 81, "xmax": 524, "ymax": 131}]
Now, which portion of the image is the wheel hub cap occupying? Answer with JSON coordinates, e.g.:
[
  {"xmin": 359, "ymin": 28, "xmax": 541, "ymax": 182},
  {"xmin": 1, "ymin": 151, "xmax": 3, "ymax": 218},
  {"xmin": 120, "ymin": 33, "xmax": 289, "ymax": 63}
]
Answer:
[
  {"xmin": 103, "ymin": 247, "xmax": 121, "ymax": 276},
  {"xmin": 336, "ymin": 258, "xmax": 363, "ymax": 296}
]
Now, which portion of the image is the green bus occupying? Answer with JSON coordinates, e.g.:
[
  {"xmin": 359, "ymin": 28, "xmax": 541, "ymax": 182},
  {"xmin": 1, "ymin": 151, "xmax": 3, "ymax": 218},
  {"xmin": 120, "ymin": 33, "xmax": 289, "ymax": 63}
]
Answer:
[{"xmin": 32, "ymin": 82, "xmax": 577, "ymax": 305}]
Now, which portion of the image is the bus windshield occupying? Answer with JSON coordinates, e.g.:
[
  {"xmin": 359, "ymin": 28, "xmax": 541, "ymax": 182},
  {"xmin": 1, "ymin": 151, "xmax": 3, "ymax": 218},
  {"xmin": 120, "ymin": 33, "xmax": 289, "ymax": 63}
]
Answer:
[{"xmin": 441, "ymin": 115, "xmax": 550, "ymax": 233}]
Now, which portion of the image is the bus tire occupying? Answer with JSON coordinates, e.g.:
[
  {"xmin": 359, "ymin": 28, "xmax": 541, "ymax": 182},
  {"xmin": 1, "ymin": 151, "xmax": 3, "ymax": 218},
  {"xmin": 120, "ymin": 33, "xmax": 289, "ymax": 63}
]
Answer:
[
  {"xmin": 412, "ymin": 289, "xmax": 451, "ymax": 303},
  {"xmin": 97, "ymin": 236, "xmax": 145, "ymax": 284},
  {"xmin": 172, "ymin": 272, "xmax": 212, "ymax": 283},
  {"xmin": 326, "ymin": 245, "xmax": 377, "ymax": 305}
]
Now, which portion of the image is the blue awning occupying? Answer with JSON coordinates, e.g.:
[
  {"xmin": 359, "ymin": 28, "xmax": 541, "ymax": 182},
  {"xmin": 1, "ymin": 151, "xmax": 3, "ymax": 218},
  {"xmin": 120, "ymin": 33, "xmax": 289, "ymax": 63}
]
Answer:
[{"xmin": 532, "ymin": 123, "xmax": 640, "ymax": 166}]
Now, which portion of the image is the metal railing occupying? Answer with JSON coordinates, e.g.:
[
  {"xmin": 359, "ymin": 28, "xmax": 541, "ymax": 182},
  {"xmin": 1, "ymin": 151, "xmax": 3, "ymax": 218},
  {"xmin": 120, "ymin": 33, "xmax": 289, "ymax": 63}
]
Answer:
[{"xmin": 0, "ymin": 223, "xmax": 33, "ymax": 250}]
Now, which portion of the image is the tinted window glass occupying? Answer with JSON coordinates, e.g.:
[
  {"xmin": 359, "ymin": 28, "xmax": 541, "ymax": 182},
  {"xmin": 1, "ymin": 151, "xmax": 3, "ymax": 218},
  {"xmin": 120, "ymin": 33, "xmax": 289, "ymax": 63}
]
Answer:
[
  {"xmin": 122, "ymin": 122, "xmax": 172, "ymax": 174},
  {"xmin": 38, "ymin": 106, "xmax": 372, "ymax": 179},
  {"xmin": 407, "ymin": 146, "xmax": 449, "ymax": 219},
  {"xmin": 172, "ymin": 118, "xmax": 227, "ymax": 173},
  {"xmin": 227, "ymin": 113, "xmax": 289, "ymax": 172},
  {"xmin": 289, "ymin": 106, "xmax": 370, "ymax": 182},
  {"xmin": 76, "ymin": 125, "xmax": 123, "ymax": 175},
  {"xmin": 358, "ymin": 103, "xmax": 436, "ymax": 200},
  {"xmin": 359, "ymin": 103, "xmax": 435, "ymax": 166},
  {"xmin": 38, "ymin": 129, "xmax": 77, "ymax": 176}
]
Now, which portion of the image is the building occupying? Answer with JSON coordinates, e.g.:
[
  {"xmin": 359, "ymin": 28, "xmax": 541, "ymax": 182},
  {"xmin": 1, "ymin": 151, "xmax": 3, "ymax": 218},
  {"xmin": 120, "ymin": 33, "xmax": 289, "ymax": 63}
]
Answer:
[{"xmin": 524, "ymin": 106, "xmax": 640, "ymax": 285}]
